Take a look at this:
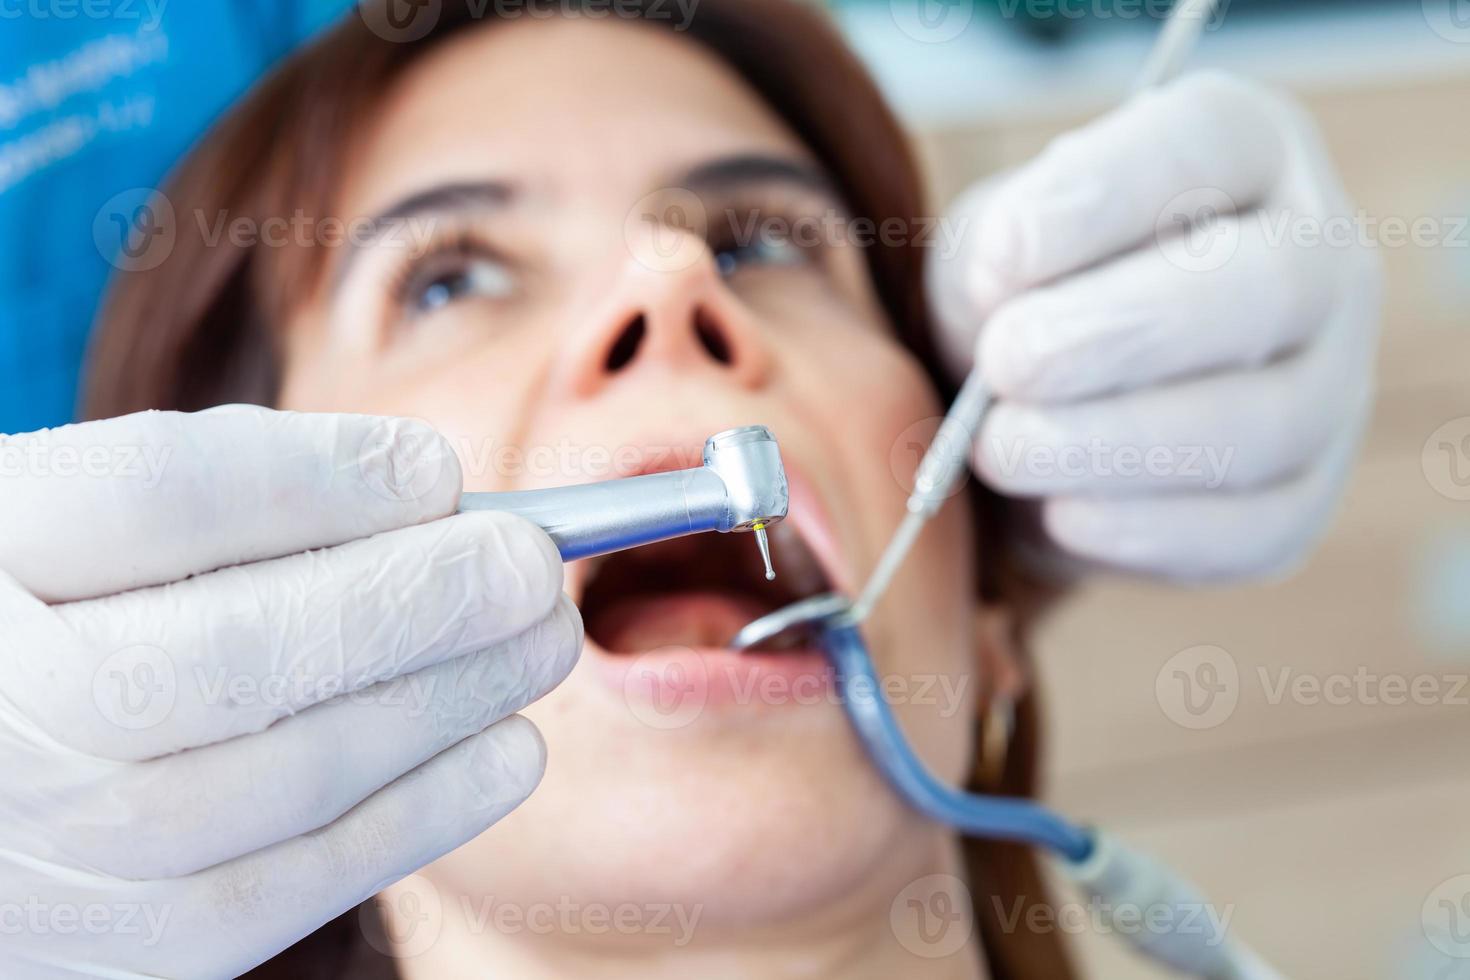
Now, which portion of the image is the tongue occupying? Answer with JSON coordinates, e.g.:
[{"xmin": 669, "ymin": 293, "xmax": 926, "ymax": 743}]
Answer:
[{"xmin": 590, "ymin": 591, "xmax": 771, "ymax": 653}]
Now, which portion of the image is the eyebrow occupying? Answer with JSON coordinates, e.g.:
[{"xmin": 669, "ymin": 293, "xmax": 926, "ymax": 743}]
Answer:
[
  {"xmin": 333, "ymin": 181, "xmax": 515, "ymax": 288},
  {"xmin": 676, "ymin": 154, "xmax": 840, "ymax": 202},
  {"xmin": 371, "ymin": 180, "xmax": 515, "ymax": 225}
]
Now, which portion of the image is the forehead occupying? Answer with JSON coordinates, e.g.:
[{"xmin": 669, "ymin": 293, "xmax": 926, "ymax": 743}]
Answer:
[{"xmin": 343, "ymin": 16, "xmax": 814, "ymax": 217}]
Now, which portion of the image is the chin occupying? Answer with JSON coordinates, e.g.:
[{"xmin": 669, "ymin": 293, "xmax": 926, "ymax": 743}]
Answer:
[{"xmin": 445, "ymin": 675, "xmax": 937, "ymax": 933}]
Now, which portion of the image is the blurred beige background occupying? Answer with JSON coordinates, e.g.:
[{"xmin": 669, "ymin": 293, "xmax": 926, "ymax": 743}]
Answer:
[{"xmin": 912, "ymin": 65, "xmax": 1470, "ymax": 979}]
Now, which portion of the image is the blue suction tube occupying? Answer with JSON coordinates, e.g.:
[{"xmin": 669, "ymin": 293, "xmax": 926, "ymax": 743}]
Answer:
[{"xmin": 821, "ymin": 621, "xmax": 1096, "ymax": 864}]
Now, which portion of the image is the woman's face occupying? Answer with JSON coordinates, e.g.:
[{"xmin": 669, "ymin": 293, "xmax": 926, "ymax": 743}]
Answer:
[{"xmin": 279, "ymin": 15, "xmax": 982, "ymax": 945}]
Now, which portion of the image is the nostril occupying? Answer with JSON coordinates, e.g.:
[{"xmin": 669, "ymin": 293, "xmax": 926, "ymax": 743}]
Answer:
[
  {"xmin": 604, "ymin": 315, "xmax": 646, "ymax": 373},
  {"xmin": 694, "ymin": 307, "xmax": 733, "ymax": 366}
]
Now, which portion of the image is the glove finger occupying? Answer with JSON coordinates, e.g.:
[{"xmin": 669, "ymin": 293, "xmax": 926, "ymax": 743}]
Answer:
[
  {"xmin": 11, "ymin": 511, "xmax": 563, "ymax": 761},
  {"xmin": 191, "ymin": 715, "xmax": 546, "ymax": 978},
  {"xmin": 1041, "ymin": 421, "xmax": 1361, "ymax": 583},
  {"xmin": 13, "ymin": 717, "xmax": 547, "ymax": 980},
  {"xmin": 43, "ymin": 597, "xmax": 578, "ymax": 881},
  {"xmin": 975, "ymin": 212, "xmax": 1349, "ymax": 403},
  {"xmin": 975, "ymin": 299, "xmax": 1374, "ymax": 497},
  {"xmin": 931, "ymin": 71, "xmax": 1289, "ymax": 370},
  {"xmin": 0, "ymin": 406, "xmax": 462, "ymax": 602}
]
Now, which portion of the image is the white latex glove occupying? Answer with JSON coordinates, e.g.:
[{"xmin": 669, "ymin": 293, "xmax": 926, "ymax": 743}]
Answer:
[
  {"xmin": 0, "ymin": 406, "xmax": 581, "ymax": 979},
  {"xmin": 929, "ymin": 71, "xmax": 1382, "ymax": 583}
]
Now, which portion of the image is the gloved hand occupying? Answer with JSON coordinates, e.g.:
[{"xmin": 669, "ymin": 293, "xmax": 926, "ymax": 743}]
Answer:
[
  {"xmin": 928, "ymin": 71, "xmax": 1382, "ymax": 583},
  {"xmin": 0, "ymin": 406, "xmax": 581, "ymax": 979}
]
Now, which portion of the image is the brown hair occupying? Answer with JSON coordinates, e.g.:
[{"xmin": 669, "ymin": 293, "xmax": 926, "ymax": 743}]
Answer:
[{"xmin": 86, "ymin": 2, "xmax": 1070, "ymax": 976}]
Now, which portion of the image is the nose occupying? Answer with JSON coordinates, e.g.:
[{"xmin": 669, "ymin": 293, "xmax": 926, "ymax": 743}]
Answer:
[{"xmin": 563, "ymin": 239, "xmax": 772, "ymax": 398}]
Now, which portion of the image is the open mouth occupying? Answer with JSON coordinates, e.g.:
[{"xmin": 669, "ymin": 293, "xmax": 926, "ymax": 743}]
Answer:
[{"xmin": 581, "ymin": 520, "xmax": 835, "ymax": 655}]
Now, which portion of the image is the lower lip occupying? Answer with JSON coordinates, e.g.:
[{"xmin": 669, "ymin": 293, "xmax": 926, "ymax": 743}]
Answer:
[{"xmin": 594, "ymin": 643, "xmax": 833, "ymax": 712}]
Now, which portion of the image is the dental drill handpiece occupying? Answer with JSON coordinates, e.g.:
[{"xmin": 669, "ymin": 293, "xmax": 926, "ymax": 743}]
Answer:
[{"xmin": 457, "ymin": 425, "xmax": 788, "ymax": 575}]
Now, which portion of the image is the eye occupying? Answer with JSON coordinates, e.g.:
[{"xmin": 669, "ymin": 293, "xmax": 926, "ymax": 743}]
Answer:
[
  {"xmin": 712, "ymin": 234, "xmax": 811, "ymax": 278},
  {"xmin": 389, "ymin": 235, "xmax": 517, "ymax": 318},
  {"xmin": 407, "ymin": 257, "xmax": 514, "ymax": 314}
]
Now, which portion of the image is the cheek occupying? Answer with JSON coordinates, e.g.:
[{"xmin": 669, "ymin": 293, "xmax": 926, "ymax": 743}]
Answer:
[
  {"xmin": 277, "ymin": 314, "xmax": 548, "ymax": 491},
  {"xmin": 790, "ymin": 330, "xmax": 979, "ymax": 785}
]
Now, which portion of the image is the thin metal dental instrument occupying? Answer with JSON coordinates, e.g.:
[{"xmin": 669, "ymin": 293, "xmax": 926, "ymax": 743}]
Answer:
[
  {"xmin": 731, "ymin": 350, "xmax": 989, "ymax": 650},
  {"xmin": 1134, "ymin": 0, "xmax": 1220, "ymax": 93},
  {"xmin": 732, "ymin": 0, "xmax": 1221, "ymax": 654},
  {"xmin": 459, "ymin": 425, "xmax": 788, "ymax": 567}
]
